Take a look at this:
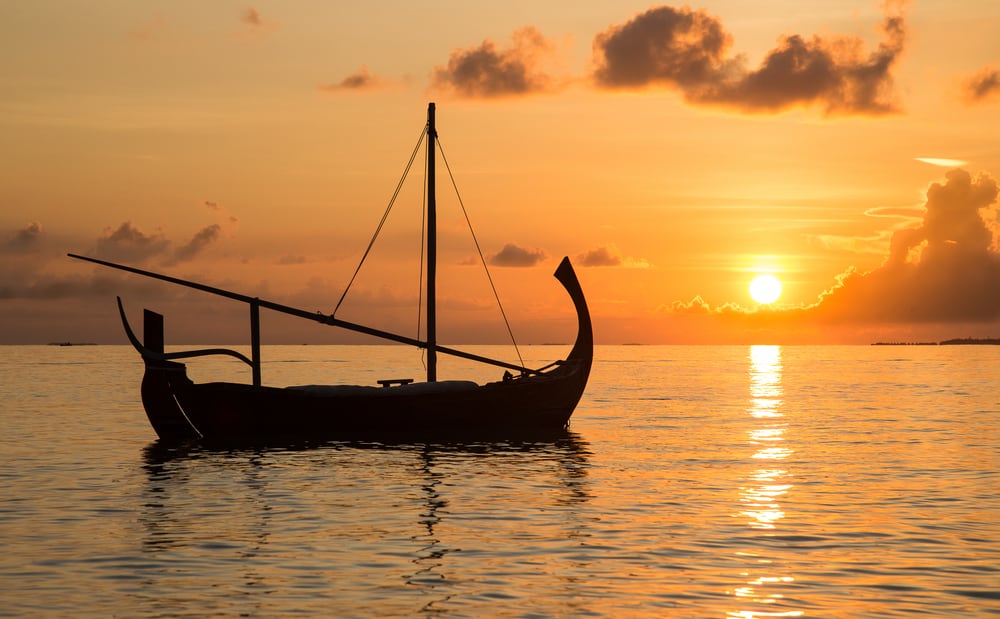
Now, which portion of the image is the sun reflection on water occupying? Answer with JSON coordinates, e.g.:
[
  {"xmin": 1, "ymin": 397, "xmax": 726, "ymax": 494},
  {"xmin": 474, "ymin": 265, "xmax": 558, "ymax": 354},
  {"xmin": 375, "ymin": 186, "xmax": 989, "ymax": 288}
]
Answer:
[{"xmin": 729, "ymin": 345, "xmax": 803, "ymax": 619}]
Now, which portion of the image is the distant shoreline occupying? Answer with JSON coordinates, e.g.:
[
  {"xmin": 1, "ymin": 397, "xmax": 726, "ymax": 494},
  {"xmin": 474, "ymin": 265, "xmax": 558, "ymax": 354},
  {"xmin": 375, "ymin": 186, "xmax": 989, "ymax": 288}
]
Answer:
[{"xmin": 872, "ymin": 338, "xmax": 1000, "ymax": 346}]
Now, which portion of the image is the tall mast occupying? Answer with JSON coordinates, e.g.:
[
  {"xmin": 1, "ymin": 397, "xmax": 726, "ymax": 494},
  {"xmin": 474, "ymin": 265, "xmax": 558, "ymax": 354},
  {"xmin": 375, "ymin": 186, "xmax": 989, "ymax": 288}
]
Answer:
[{"xmin": 426, "ymin": 102, "xmax": 437, "ymax": 382}]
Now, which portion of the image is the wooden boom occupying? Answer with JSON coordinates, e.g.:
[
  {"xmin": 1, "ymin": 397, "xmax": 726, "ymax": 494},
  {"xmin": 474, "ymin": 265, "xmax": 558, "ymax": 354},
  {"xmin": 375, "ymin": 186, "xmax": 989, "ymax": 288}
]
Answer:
[{"xmin": 67, "ymin": 253, "xmax": 540, "ymax": 375}]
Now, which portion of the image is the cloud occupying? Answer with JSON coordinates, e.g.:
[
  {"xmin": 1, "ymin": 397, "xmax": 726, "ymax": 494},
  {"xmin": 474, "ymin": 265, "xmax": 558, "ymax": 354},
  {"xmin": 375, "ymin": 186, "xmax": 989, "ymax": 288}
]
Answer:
[
  {"xmin": 667, "ymin": 295, "xmax": 713, "ymax": 315},
  {"xmin": 320, "ymin": 66, "xmax": 384, "ymax": 92},
  {"xmin": 813, "ymin": 168, "xmax": 1000, "ymax": 323},
  {"xmin": 577, "ymin": 246, "xmax": 622, "ymax": 267},
  {"xmin": 0, "ymin": 245, "xmax": 168, "ymax": 301},
  {"xmin": 577, "ymin": 245, "xmax": 651, "ymax": 268},
  {"xmin": 95, "ymin": 222, "xmax": 170, "ymax": 264},
  {"xmin": 432, "ymin": 27, "xmax": 560, "ymax": 98},
  {"xmin": 203, "ymin": 200, "xmax": 240, "ymax": 225},
  {"xmin": 915, "ymin": 157, "xmax": 969, "ymax": 168},
  {"xmin": 592, "ymin": 2, "xmax": 906, "ymax": 115},
  {"xmin": 169, "ymin": 224, "xmax": 222, "ymax": 264},
  {"xmin": 0, "ymin": 272, "xmax": 137, "ymax": 301},
  {"xmin": 243, "ymin": 7, "xmax": 262, "ymax": 27},
  {"xmin": 592, "ymin": 6, "xmax": 733, "ymax": 90},
  {"xmin": 489, "ymin": 243, "xmax": 547, "ymax": 267},
  {"xmin": 961, "ymin": 66, "xmax": 1000, "ymax": 104},
  {"xmin": 4, "ymin": 222, "xmax": 43, "ymax": 254}
]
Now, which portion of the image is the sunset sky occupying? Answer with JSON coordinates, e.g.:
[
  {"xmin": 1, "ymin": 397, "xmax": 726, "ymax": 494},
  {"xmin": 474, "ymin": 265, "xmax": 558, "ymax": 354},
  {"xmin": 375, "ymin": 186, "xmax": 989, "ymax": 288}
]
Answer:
[{"xmin": 2, "ymin": 1, "xmax": 999, "ymax": 346}]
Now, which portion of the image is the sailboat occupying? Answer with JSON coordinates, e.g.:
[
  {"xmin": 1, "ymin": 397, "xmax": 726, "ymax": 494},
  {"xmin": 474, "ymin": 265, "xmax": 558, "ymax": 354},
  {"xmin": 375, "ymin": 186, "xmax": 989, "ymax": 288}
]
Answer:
[{"xmin": 69, "ymin": 103, "xmax": 593, "ymax": 443}]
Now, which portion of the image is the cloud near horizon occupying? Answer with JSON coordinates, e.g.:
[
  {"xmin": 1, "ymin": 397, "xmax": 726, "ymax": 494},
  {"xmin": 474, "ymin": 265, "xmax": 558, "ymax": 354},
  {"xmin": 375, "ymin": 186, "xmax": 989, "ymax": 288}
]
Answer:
[
  {"xmin": 431, "ymin": 27, "xmax": 561, "ymax": 98},
  {"xmin": 167, "ymin": 224, "xmax": 222, "ymax": 265},
  {"xmin": 591, "ymin": 2, "xmax": 906, "ymax": 115},
  {"xmin": 667, "ymin": 168, "xmax": 1000, "ymax": 328},
  {"xmin": 3, "ymin": 222, "xmax": 43, "ymax": 254},
  {"xmin": 1, "ymin": 214, "xmax": 236, "ymax": 304},
  {"xmin": 94, "ymin": 215, "xmax": 233, "ymax": 267},
  {"xmin": 94, "ymin": 222, "xmax": 171, "ymax": 264},
  {"xmin": 488, "ymin": 243, "xmax": 547, "ymax": 267},
  {"xmin": 577, "ymin": 245, "xmax": 651, "ymax": 268},
  {"xmin": 815, "ymin": 168, "xmax": 999, "ymax": 323}
]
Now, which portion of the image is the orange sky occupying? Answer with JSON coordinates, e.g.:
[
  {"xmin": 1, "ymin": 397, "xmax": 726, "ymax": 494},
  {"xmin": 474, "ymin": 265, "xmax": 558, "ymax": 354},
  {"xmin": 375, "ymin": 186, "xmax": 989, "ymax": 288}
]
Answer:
[{"xmin": 2, "ymin": 1, "xmax": 999, "ymax": 345}]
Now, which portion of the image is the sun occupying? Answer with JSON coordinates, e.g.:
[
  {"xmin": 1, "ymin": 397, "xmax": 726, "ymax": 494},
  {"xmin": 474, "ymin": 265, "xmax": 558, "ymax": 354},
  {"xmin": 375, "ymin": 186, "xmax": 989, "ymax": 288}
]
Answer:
[{"xmin": 749, "ymin": 274, "xmax": 782, "ymax": 304}]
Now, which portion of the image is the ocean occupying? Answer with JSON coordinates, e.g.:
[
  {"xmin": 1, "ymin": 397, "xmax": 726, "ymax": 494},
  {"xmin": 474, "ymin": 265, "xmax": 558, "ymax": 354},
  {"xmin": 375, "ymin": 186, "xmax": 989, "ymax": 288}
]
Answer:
[{"xmin": 1, "ymin": 344, "xmax": 997, "ymax": 618}]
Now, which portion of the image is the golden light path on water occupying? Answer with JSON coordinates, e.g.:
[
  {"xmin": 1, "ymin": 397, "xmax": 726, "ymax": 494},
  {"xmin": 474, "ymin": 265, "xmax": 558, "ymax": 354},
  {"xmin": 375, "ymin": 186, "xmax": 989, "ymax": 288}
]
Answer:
[{"xmin": 728, "ymin": 345, "xmax": 803, "ymax": 619}]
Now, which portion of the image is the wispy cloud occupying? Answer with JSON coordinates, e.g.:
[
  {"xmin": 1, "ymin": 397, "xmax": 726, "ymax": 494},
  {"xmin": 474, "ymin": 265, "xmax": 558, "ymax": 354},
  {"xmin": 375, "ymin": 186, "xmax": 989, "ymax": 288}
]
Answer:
[
  {"xmin": 432, "ymin": 27, "xmax": 561, "ymax": 98},
  {"xmin": 168, "ymin": 224, "xmax": 222, "ymax": 265},
  {"xmin": 320, "ymin": 66, "xmax": 385, "ymax": 92},
  {"xmin": 243, "ymin": 7, "xmax": 262, "ymax": 28},
  {"xmin": 961, "ymin": 66, "xmax": 1000, "ymax": 104},
  {"xmin": 916, "ymin": 157, "xmax": 969, "ymax": 167},
  {"xmin": 592, "ymin": 2, "xmax": 906, "ymax": 116}
]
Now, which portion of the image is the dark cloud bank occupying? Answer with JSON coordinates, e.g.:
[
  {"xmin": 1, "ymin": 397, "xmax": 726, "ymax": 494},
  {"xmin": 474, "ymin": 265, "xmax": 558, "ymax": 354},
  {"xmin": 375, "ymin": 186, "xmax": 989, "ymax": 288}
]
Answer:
[
  {"xmin": 815, "ymin": 169, "xmax": 999, "ymax": 323},
  {"xmin": 1, "ymin": 215, "xmax": 230, "ymax": 302},
  {"xmin": 419, "ymin": 2, "xmax": 909, "ymax": 115},
  {"xmin": 334, "ymin": 3, "xmax": 997, "ymax": 114},
  {"xmin": 591, "ymin": 2, "xmax": 906, "ymax": 115}
]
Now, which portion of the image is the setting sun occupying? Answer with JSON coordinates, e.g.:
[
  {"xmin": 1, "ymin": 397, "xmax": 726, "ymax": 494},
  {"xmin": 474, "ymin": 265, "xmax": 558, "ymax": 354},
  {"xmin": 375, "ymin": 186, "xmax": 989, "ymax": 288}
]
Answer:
[{"xmin": 749, "ymin": 275, "xmax": 783, "ymax": 304}]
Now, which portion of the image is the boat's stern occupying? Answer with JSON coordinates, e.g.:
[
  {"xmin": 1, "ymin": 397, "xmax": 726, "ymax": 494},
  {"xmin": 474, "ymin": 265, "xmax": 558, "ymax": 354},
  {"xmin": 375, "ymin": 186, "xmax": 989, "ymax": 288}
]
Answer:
[
  {"xmin": 140, "ymin": 358, "xmax": 201, "ymax": 441},
  {"xmin": 119, "ymin": 302, "xmax": 202, "ymax": 441}
]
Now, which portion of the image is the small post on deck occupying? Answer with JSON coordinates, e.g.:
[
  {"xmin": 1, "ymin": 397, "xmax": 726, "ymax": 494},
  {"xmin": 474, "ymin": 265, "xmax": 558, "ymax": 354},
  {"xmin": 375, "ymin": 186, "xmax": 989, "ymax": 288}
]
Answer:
[
  {"xmin": 250, "ymin": 298, "xmax": 261, "ymax": 387},
  {"xmin": 426, "ymin": 102, "xmax": 438, "ymax": 382},
  {"xmin": 143, "ymin": 309, "xmax": 165, "ymax": 354}
]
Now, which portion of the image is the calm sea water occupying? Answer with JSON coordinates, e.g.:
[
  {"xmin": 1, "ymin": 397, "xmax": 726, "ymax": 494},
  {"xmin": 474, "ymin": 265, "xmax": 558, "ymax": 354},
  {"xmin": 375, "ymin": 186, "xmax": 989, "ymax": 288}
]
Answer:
[{"xmin": 1, "ymin": 344, "xmax": 997, "ymax": 618}]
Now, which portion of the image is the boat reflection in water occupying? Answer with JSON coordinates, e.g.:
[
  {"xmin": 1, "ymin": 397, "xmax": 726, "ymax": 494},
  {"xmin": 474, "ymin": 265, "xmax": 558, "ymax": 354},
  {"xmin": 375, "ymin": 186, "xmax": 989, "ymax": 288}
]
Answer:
[
  {"xmin": 138, "ymin": 435, "xmax": 592, "ymax": 617},
  {"xmin": 729, "ymin": 345, "xmax": 803, "ymax": 619}
]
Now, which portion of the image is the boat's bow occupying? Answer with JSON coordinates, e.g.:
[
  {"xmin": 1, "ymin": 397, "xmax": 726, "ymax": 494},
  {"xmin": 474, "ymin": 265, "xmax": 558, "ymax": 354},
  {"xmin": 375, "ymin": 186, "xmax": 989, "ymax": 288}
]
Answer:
[{"xmin": 553, "ymin": 256, "xmax": 593, "ymax": 376}]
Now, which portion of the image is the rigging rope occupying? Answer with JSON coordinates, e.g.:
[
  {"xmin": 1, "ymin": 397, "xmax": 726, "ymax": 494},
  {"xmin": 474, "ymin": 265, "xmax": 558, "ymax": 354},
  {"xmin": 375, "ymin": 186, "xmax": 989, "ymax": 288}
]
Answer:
[
  {"xmin": 333, "ymin": 124, "xmax": 427, "ymax": 317},
  {"xmin": 436, "ymin": 136, "xmax": 525, "ymax": 370},
  {"xmin": 331, "ymin": 120, "xmax": 525, "ymax": 373}
]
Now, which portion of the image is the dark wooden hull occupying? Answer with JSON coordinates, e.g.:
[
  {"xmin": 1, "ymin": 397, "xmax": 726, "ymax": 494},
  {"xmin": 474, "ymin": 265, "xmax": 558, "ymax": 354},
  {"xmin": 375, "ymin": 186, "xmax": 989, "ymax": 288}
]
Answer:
[
  {"xmin": 142, "ymin": 356, "xmax": 589, "ymax": 443},
  {"xmin": 133, "ymin": 258, "xmax": 593, "ymax": 444}
]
